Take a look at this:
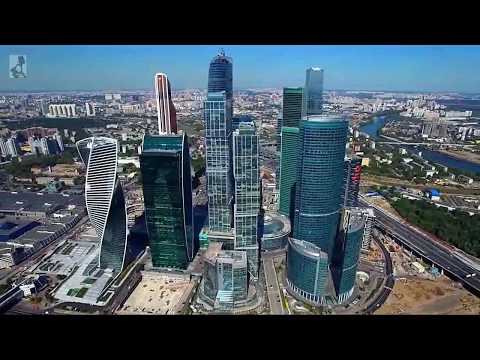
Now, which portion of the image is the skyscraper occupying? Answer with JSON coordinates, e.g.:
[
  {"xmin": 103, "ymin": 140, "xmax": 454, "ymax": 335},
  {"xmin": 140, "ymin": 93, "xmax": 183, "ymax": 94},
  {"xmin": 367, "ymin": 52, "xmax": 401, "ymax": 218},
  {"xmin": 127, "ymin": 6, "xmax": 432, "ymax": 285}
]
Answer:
[
  {"xmin": 343, "ymin": 156, "xmax": 362, "ymax": 207},
  {"xmin": 278, "ymin": 87, "xmax": 303, "ymax": 220},
  {"xmin": 286, "ymin": 237, "xmax": 329, "ymax": 305},
  {"xmin": 332, "ymin": 208, "xmax": 366, "ymax": 303},
  {"xmin": 233, "ymin": 122, "xmax": 261, "ymax": 277},
  {"xmin": 208, "ymin": 50, "xmax": 233, "ymax": 120},
  {"xmin": 302, "ymin": 68, "xmax": 324, "ymax": 117},
  {"xmin": 278, "ymin": 127, "xmax": 299, "ymax": 220},
  {"xmin": 154, "ymin": 73, "xmax": 178, "ymax": 134},
  {"xmin": 140, "ymin": 133, "xmax": 194, "ymax": 269},
  {"xmin": 0, "ymin": 138, "xmax": 8, "ymax": 157},
  {"xmin": 204, "ymin": 91, "xmax": 233, "ymax": 234},
  {"xmin": 6, "ymin": 138, "xmax": 19, "ymax": 158},
  {"xmin": 293, "ymin": 115, "xmax": 348, "ymax": 259},
  {"xmin": 282, "ymin": 87, "xmax": 303, "ymax": 128},
  {"xmin": 55, "ymin": 133, "xmax": 64, "ymax": 152},
  {"xmin": 76, "ymin": 137, "xmax": 128, "ymax": 274}
]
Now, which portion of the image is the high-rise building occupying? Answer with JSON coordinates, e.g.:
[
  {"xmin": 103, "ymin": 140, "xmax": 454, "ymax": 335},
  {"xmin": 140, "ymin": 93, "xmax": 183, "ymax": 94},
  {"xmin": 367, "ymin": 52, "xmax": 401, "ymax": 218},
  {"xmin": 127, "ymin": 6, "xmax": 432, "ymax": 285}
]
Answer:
[
  {"xmin": 85, "ymin": 102, "xmax": 96, "ymax": 117},
  {"xmin": 55, "ymin": 133, "xmax": 64, "ymax": 152},
  {"xmin": 278, "ymin": 127, "xmax": 299, "ymax": 221},
  {"xmin": 360, "ymin": 207, "xmax": 375, "ymax": 251},
  {"xmin": 40, "ymin": 99, "xmax": 48, "ymax": 116},
  {"xmin": 140, "ymin": 133, "xmax": 195, "ymax": 269},
  {"xmin": 0, "ymin": 138, "xmax": 8, "ymax": 157},
  {"xmin": 48, "ymin": 104, "xmax": 77, "ymax": 118},
  {"xmin": 278, "ymin": 87, "xmax": 304, "ymax": 218},
  {"xmin": 286, "ymin": 237, "xmax": 329, "ymax": 305},
  {"xmin": 282, "ymin": 87, "xmax": 303, "ymax": 128},
  {"xmin": 233, "ymin": 121, "xmax": 261, "ymax": 277},
  {"xmin": 208, "ymin": 50, "xmax": 233, "ymax": 120},
  {"xmin": 204, "ymin": 91, "xmax": 233, "ymax": 234},
  {"xmin": 343, "ymin": 156, "xmax": 362, "ymax": 207},
  {"xmin": 76, "ymin": 137, "xmax": 128, "ymax": 274},
  {"xmin": 332, "ymin": 208, "xmax": 366, "ymax": 303},
  {"xmin": 302, "ymin": 68, "xmax": 324, "ymax": 117},
  {"xmin": 292, "ymin": 115, "xmax": 348, "ymax": 258},
  {"xmin": 6, "ymin": 138, "xmax": 19, "ymax": 158},
  {"xmin": 154, "ymin": 73, "xmax": 178, "ymax": 134},
  {"xmin": 203, "ymin": 242, "xmax": 248, "ymax": 310}
]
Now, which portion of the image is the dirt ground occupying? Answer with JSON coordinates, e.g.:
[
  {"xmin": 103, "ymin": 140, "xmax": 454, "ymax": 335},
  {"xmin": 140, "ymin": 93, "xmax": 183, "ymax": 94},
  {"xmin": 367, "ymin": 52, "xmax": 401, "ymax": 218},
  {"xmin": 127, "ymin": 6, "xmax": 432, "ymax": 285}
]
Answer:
[{"xmin": 376, "ymin": 276, "xmax": 480, "ymax": 315}]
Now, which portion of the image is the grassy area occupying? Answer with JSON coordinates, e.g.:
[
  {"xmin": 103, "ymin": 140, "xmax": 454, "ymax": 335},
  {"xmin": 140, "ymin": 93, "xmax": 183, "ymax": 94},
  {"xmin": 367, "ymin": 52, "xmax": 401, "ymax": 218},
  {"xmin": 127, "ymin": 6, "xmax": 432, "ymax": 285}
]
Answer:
[
  {"xmin": 81, "ymin": 278, "xmax": 97, "ymax": 285},
  {"xmin": 391, "ymin": 197, "xmax": 480, "ymax": 257}
]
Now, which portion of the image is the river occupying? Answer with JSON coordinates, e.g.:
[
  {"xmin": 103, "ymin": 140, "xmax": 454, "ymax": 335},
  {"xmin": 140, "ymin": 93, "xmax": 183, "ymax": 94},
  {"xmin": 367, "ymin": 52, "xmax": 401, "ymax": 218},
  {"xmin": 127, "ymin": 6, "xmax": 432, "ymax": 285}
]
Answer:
[{"xmin": 359, "ymin": 115, "xmax": 480, "ymax": 174}]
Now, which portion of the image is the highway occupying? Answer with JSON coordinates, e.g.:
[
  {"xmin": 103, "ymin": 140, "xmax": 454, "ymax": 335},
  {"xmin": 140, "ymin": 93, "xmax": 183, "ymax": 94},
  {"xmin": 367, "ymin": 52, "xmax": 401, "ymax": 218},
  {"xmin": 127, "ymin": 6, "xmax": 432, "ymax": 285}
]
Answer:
[
  {"xmin": 360, "ymin": 197, "xmax": 480, "ymax": 295},
  {"xmin": 363, "ymin": 236, "xmax": 394, "ymax": 314}
]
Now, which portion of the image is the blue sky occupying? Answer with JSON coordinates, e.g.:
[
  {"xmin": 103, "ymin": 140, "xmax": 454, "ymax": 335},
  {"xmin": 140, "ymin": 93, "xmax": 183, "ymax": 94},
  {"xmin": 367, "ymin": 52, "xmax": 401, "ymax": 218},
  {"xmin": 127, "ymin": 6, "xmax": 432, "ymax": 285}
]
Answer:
[{"xmin": 0, "ymin": 45, "xmax": 479, "ymax": 93}]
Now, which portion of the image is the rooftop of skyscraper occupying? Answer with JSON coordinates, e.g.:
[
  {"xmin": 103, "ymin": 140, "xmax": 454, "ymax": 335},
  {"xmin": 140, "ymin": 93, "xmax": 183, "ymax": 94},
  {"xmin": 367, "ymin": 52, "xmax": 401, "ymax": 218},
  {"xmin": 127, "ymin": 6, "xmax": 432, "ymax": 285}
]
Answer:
[{"xmin": 142, "ymin": 134, "xmax": 183, "ymax": 153}]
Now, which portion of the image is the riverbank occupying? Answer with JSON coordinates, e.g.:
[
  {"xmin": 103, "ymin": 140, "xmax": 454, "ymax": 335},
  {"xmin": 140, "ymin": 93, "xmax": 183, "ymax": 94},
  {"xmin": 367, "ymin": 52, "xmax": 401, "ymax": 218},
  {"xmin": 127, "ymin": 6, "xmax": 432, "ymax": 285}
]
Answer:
[
  {"xmin": 361, "ymin": 174, "xmax": 480, "ymax": 195},
  {"xmin": 437, "ymin": 149, "xmax": 480, "ymax": 165}
]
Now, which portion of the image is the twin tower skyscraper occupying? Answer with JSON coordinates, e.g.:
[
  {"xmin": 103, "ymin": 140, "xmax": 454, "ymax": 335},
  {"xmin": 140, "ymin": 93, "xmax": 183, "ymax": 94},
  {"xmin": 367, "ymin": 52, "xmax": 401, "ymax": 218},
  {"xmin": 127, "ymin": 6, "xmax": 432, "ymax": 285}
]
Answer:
[{"xmin": 279, "ymin": 68, "xmax": 370, "ymax": 306}]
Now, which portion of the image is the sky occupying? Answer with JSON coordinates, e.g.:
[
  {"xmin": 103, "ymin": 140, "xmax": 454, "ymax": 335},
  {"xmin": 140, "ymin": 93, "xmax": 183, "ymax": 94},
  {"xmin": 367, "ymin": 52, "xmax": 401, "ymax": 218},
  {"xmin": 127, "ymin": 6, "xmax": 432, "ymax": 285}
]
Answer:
[{"xmin": 0, "ymin": 45, "xmax": 480, "ymax": 93}]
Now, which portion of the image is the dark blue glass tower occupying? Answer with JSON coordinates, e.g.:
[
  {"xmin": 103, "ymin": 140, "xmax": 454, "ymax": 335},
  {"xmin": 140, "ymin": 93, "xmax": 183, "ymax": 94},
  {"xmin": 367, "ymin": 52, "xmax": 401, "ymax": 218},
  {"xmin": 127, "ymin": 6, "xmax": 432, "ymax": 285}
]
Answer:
[
  {"xmin": 208, "ymin": 50, "xmax": 233, "ymax": 119},
  {"xmin": 293, "ymin": 115, "xmax": 348, "ymax": 260},
  {"xmin": 332, "ymin": 208, "xmax": 366, "ymax": 303}
]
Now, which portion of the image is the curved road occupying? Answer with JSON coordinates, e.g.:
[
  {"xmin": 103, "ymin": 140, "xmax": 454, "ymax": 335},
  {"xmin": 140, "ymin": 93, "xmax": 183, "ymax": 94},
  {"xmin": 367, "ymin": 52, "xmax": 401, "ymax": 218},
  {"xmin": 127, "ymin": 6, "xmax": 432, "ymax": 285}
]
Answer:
[{"xmin": 363, "ymin": 235, "xmax": 394, "ymax": 314}]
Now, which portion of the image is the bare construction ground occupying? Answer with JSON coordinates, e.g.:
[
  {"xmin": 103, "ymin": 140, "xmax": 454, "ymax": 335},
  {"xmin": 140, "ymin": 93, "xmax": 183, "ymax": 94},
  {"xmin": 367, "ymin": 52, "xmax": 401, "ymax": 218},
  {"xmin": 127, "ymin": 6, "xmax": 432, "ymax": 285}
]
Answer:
[
  {"xmin": 376, "ymin": 276, "xmax": 480, "ymax": 315},
  {"xmin": 117, "ymin": 271, "xmax": 196, "ymax": 315}
]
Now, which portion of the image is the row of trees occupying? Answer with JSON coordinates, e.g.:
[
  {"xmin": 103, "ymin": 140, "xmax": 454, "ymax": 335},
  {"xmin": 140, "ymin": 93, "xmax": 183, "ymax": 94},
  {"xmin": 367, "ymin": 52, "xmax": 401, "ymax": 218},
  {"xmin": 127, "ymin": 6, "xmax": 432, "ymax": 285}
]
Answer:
[{"xmin": 392, "ymin": 198, "xmax": 480, "ymax": 257}]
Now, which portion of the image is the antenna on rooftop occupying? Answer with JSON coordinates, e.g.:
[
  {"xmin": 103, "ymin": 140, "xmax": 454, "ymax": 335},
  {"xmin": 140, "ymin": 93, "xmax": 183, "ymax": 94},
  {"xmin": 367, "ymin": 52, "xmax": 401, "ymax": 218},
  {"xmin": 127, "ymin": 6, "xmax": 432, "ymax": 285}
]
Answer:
[{"xmin": 219, "ymin": 48, "xmax": 225, "ymax": 56}]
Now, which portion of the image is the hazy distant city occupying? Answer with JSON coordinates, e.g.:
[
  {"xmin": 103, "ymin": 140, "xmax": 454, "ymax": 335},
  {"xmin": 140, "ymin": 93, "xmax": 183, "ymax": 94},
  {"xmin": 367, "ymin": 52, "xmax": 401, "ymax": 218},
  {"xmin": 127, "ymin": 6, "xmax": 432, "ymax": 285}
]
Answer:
[{"xmin": 1, "ymin": 46, "xmax": 480, "ymax": 315}]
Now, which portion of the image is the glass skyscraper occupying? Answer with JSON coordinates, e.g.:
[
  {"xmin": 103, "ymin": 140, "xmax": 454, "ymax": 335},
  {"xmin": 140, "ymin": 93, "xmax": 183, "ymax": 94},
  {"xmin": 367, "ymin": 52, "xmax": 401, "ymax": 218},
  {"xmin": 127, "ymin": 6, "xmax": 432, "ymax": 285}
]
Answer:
[
  {"xmin": 208, "ymin": 50, "xmax": 233, "ymax": 120},
  {"xmin": 233, "ymin": 122, "xmax": 261, "ymax": 277},
  {"xmin": 76, "ymin": 137, "xmax": 128, "ymax": 274},
  {"xmin": 204, "ymin": 91, "xmax": 233, "ymax": 233},
  {"xmin": 282, "ymin": 87, "xmax": 304, "ymax": 128},
  {"xmin": 154, "ymin": 73, "xmax": 178, "ymax": 134},
  {"xmin": 332, "ymin": 208, "xmax": 366, "ymax": 303},
  {"xmin": 140, "ymin": 133, "xmax": 194, "ymax": 269},
  {"xmin": 293, "ymin": 115, "xmax": 348, "ymax": 259},
  {"xmin": 286, "ymin": 238, "xmax": 329, "ymax": 305},
  {"xmin": 343, "ymin": 156, "xmax": 362, "ymax": 207},
  {"xmin": 302, "ymin": 68, "xmax": 324, "ymax": 117},
  {"xmin": 278, "ymin": 127, "xmax": 299, "ymax": 221},
  {"xmin": 278, "ymin": 87, "xmax": 303, "ymax": 221}
]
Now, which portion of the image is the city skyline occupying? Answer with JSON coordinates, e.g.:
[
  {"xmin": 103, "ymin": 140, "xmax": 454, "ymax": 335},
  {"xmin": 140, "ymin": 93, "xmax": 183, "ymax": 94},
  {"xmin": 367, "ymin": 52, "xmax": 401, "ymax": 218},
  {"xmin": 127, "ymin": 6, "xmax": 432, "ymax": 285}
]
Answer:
[{"xmin": 1, "ymin": 45, "xmax": 480, "ymax": 93}]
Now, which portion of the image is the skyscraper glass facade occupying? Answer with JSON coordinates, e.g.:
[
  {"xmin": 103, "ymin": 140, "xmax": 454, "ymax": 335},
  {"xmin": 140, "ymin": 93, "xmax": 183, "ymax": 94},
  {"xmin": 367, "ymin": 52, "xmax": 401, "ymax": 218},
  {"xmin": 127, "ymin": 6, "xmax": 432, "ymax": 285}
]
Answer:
[
  {"xmin": 302, "ymin": 68, "xmax": 324, "ymax": 117},
  {"xmin": 204, "ymin": 91, "xmax": 233, "ymax": 232},
  {"xmin": 208, "ymin": 51, "xmax": 233, "ymax": 120},
  {"xmin": 293, "ymin": 116, "xmax": 348, "ymax": 259},
  {"xmin": 76, "ymin": 137, "xmax": 128, "ymax": 274},
  {"xmin": 286, "ymin": 238, "xmax": 329, "ymax": 304},
  {"xmin": 233, "ymin": 122, "xmax": 261, "ymax": 277},
  {"xmin": 332, "ymin": 208, "xmax": 366, "ymax": 303},
  {"xmin": 282, "ymin": 87, "xmax": 303, "ymax": 128},
  {"xmin": 140, "ymin": 134, "xmax": 194, "ymax": 269},
  {"xmin": 343, "ymin": 157, "xmax": 362, "ymax": 207},
  {"xmin": 278, "ymin": 127, "xmax": 299, "ymax": 220}
]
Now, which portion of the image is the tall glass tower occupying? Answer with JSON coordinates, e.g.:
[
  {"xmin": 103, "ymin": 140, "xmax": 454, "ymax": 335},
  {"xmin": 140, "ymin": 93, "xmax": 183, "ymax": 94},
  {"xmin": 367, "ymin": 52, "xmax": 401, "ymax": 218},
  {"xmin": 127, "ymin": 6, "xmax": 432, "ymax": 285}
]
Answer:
[
  {"xmin": 302, "ymin": 68, "xmax": 324, "ymax": 117},
  {"xmin": 208, "ymin": 50, "xmax": 233, "ymax": 120},
  {"xmin": 154, "ymin": 73, "xmax": 178, "ymax": 134},
  {"xmin": 76, "ymin": 137, "xmax": 128, "ymax": 274},
  {"xmin": 278, "ymin": 127, "xmax": 299, "ymax": 220},
  {"xmin": 332, "ymin": 208, "xmax": 366, "ymax": 303},
  {"xmin": 204, "ymin": 91, "xmax": 233, "ymax": 233},
  {"xmin": 140, "ymin": 133, "xmax": 194, "ymax": 269},
  {"xmin": 233, "ymin": 121, "xmax": 261, "ymax": 277},
  {"xmin": 343, "ymin": 156, "xmax": 362, "ymax": 207},
  {"xmin": 282, "ymin": 87, "xmax": 304, "ymax": 127},
  {"xmin": 293, "ymin": 115, "xmax": 348, "ymax": 260}
]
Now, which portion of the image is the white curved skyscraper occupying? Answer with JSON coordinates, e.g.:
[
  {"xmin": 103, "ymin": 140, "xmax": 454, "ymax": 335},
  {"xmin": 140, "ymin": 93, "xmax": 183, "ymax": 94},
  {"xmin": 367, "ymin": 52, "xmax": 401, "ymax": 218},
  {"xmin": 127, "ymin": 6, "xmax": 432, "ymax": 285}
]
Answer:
[{"xmin": 76, "ymin": 137, "xmax": 128, "ymax": 274}]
